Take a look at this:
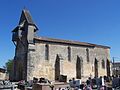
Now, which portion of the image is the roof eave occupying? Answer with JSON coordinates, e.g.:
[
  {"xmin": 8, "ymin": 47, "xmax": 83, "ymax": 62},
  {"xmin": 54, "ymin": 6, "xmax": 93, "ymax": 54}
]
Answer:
[{"xmin": 34, "ymin": 37, "xmax": 110, "ymax": 49}]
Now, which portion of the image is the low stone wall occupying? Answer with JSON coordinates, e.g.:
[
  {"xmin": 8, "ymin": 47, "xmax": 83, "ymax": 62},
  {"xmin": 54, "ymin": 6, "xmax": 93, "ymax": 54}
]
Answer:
[
  {"xmin": 33, "ymin": 83, "xmax": 71, "ymax": 90},
  {"xmin": 0, "ymin": 72, "xmax": 6, "ymax": 80}
]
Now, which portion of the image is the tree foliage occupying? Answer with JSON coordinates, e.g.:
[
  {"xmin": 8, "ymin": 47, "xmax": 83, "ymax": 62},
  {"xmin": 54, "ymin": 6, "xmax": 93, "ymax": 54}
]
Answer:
[{"xmin": 5, "ymin": 59, "xmax": 13, "ymax": 73}]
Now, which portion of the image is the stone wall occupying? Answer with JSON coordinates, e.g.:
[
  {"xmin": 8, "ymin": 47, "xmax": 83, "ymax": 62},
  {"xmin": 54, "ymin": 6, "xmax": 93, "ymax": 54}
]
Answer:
[
  {"xmin": 27, "ymin": 41, "xmax": 110, "ymax": 81},
  {"xmin": 0, "ymin": 72, "xmax": 6, "ymax": 80},
  {"xmin": 13, "ymin": 24, "xmax": 29, "ymax": 81},
  {"xmin": 12, "ymin": 9, "xmax": 111, "ymax": 82},
  {"xmin": 13, "ymin": 9, "xmax": 111, "ymax": 82}
]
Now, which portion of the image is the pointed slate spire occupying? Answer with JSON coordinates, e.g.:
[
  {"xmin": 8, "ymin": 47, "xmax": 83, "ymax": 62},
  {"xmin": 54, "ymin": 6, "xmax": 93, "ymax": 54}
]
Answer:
[
  {"xmin": 19, "ymin": 9, "xmax": 38, "ymax": 31},
  {"xmin": 12, "ymin": 9, "xmax": 38, "ymax": 43}
]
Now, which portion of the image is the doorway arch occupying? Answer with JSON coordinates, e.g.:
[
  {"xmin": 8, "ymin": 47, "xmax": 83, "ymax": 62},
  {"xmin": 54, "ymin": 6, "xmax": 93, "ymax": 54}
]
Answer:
[
  {"xmin": 106, "ymin": 59, "xmax": 110, "ymax": 76},
  {"xmin": 76, "ymin": 56, "xmax": 83, "ymax": 79},
  {"xmin": 94, "ymin": 58, "xmax": 98, "ymax": 77},
  {"xmin": 55, "ymin": 54, "xmax": 60, "ymax": 80}
]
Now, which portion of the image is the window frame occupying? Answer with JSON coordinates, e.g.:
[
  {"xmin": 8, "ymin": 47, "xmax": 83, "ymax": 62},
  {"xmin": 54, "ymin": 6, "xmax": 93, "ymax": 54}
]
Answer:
[
  {"xmin": 45, "ymin": 44, "xmax": 49, "ymax": 60},
  {"xmin": 68, "ymin": 46, "xmax": 71, "ymax": 61},
  {"xmin": 86, "ymin": 48, "xmax": 89, "ymax": 62},
  {"xmin": 101, "ymin": 59, "xmax": 105, "ymax": 69}
]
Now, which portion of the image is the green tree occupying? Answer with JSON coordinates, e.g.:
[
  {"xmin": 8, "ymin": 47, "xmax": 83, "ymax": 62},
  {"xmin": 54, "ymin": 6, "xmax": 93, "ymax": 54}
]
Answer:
[{"xmin": 5, "ymin": 59, "xmax": 13, "ymax": 73}]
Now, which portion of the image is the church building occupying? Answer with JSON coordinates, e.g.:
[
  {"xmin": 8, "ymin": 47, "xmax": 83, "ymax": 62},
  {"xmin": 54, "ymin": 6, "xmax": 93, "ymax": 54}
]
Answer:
[{"xmin": 12, "ymin": 9, "xmax": 111, "ymax": 81}]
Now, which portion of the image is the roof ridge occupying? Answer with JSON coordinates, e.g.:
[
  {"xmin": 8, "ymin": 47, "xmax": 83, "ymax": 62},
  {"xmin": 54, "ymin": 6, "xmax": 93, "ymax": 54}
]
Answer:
[
  {"xmin": 18, "ymin": 9, "xmax": 38, "ymax": 30},
  {"xmin": 34, "ymin": 36, "xmax": 110, "ymax": 49}
]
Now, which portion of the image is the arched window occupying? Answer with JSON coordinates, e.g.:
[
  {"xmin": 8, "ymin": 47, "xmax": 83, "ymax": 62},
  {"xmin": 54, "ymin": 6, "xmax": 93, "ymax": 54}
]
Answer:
[
  {"xmin": 45, "ymin": 44, "xmax": 49, "ymax": 60},
  {"xmin": 94, "ymin": 58, "xmax": 98, "ymax": 77},
  {"xmin": 55, "ymin": 54, "xmax": 60, "ymax": 80},
  {"xmin": 68, "ymin": 46, "xmax": 71, "ymax": 61},
  {"xmin": 86, "ymin": 48, "xmax": 89, "ymax": 62},
  {"xmin": 102, "ymin": 59, "xmax": 105, "ymax": 69},
  {"xmin": 106, "ymin": 59, "xmax": 110, "ymax": 76},
  {"xmin": 76, "ymin": 56, "xmax": 83, "ymax": 79}
]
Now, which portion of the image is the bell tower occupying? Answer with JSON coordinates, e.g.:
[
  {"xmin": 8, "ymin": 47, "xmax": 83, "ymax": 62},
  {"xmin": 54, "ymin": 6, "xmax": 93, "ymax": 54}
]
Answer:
[
  {"xmin": 12, "ymin": 9, "xmax": 38, "ymax": 45},
  {"xmin": 12, "ymin": 9, "xmax": 38, "ymax": 81}
]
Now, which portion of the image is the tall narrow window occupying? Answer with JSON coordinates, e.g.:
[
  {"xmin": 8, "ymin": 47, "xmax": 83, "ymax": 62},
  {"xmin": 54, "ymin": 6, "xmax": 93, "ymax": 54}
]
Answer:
[
  {"xmin": 76, "ymin": 56, "xmax": 83, "ymax": 79},
  {"xmin": 86, "ymin": 48, "xmax": 89, "ymax": 62},
  {"xmin": 102, "ymin": 59, "xmax": 105, "ymax": 69},
  {"xmin": 94, "ymin": 58, "xmax": 98, "ymax": 77},
  {"xmin": 45, "ymin": 44, "xmax": 49, "ymax": 60},
  {"xmin": 68, "ymin": 46, "xmax": 71, "ymax": 61}
]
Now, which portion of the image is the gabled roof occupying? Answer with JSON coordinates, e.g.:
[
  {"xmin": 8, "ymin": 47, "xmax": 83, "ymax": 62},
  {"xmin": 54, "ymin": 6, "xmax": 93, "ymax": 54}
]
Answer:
[
  {"xmin": 19, "ymin": 9, "xmax": 38, "ymax": 30},
  {"xmin": 20, "ymin": 9, "xmax": 34, "ymax": 25},
  {"xmin": 34, "ymin": 36, "xmax": 110, "ymax": 49},
  {"xmin": 12, "ymin": 26, "xmax": 19, "ymax": 32},
  {"xmin": 12, "ymin": 9, "xmax": 38, "ymax": 32}
]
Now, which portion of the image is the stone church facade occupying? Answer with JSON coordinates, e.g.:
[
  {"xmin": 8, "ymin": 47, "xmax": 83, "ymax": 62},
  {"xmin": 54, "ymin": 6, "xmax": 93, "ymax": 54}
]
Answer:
[{"xmin": 12, "ymin": 9, "xmax": 111, "ymax": 81}]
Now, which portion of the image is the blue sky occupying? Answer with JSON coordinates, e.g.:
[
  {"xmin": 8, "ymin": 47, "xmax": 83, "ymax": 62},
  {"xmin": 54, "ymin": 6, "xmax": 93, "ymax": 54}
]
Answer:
[{"xmin": 0, "ymin": 0, "xmax": 120, "ymax": 68}]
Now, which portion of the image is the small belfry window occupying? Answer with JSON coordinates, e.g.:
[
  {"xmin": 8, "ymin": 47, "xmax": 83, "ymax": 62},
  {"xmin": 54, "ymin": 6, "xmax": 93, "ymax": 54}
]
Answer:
[
  {"xmin": 86, "ymin": 48, "xmax": 89, "ymax": 62},
  {"xmin": 102, "ymin": 59, "xmax": 105, "ymax": 69},
  {"xmin": 68, "ymin": 46, "xmax": 71, "ymax": 61},
  {"xmin": 45, "ymin": 44, "xmax": 49, "ymax": 60}
]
